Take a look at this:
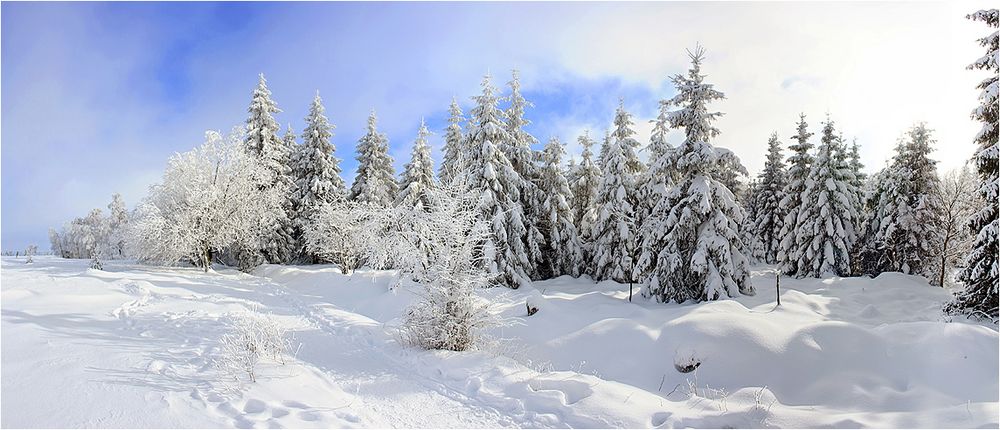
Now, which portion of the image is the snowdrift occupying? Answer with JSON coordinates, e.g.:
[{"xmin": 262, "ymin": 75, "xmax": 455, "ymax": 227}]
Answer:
[{"xmin": 2, "ymin": 257, "xmax": 997, "ymax": 428}]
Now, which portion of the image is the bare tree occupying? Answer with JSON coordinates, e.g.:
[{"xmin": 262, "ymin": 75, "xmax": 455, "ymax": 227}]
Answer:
[{"xmin": 935, "ymin": 165, "xmax": 981, "ymax": 287}]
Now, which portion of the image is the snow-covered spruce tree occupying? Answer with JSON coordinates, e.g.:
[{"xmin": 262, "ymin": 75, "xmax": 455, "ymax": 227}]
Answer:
[
  {"xmin": 128, "ymin": 128, "xmax": 284, "ymax": 272},
  {"xmin": 866, "ymin": 124, "xmax": 944, "ymax": 280},
  {"xmin": 565, "ymin": 157, "xmax": 579, "ymax": 191},
  {"xmin": 242, "ymin": 74, "xmax": 295, "ymax": 267},
  {"xmin": 589, "ymin": 129, "xmax": 639, "ymax": 284},
  {"xmin": 396, "ymin": 120, "xmax": 437, "ymax": 211},
  {"xmin": 597, "ymin": 129, "xmax": 613, "ymax": 170},
  {"xmin": 637, "ymin": 46, "xmax": 753, "ymax": 303},
  {"xmin": 636, "ymin": 100, "xmax": 677, "ymax": 228},
  {"xmin": 463, "ymin": 74, "xmax": 533, "ymax": 288},
  {"xmin": 747, "ymin": 132, "xmax": 787, "ymax": 264},
  {"xmin": 790, "ymin": 118, "xmax": 858, "ymax": 278},
  {"xmin": 611, "ymin": 99, "xmax": 647, "ymax": 175},
  {"xmin": 349, "ymin": 110, "xmax": 398, "ymax": 206},
  {"xmin": 438, "ymin": 98, "xmax": 466, "ymax": 186},
  {"xmin": 504, "ymin": 70, "xmax": 544, "ymax": 278},
  {"xmin": 291, "ymin": 92, "xmax": 346, "ymax": 262},
  {"xmin": 777, "ymin": 114, "xmax": 815, "ymax": 275},
  {"xmin": 570, "ymin": 131, "xmax": 602, "ymax": 227},
  {"xmin": 570, "ymin": 131, "xmax": 602, "ymax": 270},
  {"xmin": 537, "ymin": 137, "xmax": 584, "ymax": 278},
  {"xmin": 947, "ymin": 8, "xmax": 999, "ymax": 321},
  {"xmin": 394, "ymin": 121, "xmax": 438, "ymax": 272},
  {"xmin": 282, "ymin": 124, "xmax": 297, "ymax": 150}
]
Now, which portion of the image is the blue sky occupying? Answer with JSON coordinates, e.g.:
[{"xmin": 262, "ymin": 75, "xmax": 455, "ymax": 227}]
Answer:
[{"xmin": 1, "ymin": 1, "xmax": 990, "ymax": 251}]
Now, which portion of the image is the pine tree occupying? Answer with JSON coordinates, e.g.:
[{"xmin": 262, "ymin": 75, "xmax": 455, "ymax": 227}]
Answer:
[
  {"xmin": 439, "ymin": 98, "xmax": 465, "ymax": 185},
  {"xmin": 396, "ymin": 120, "xmax": 437, "ymax": 211},
  {"xmin": 504, "ymin": 70, "xmax": 545, "ymax": 278},
  {"xmin": 537, "ymin": 137, "xmax": 584, "ymax": 277},
  {"xmin": 777, "ymin": 114, "xmax": 815, "ymax": 275},
  {"xmin": 947, "ymin": 8, "xmax": 999, "ymax": 321},
  {"xmin": 243, "ymin": 74, "xmax": 295, "ymax": 265},
  {"xmin": 292, "ymin": 92, "xmax": 346, "ymax": 262},
  {"xmin": 638, "ymin": 46, "xmax": 753, "ymax": 303},
  {"xmin": 463, "ymin": 74, "xmax": 532, "ymax": 288},
  {"xmin": 349, "ymin": 110, "xmax": 398, "ymax": 206},
  {"xmin": 790, "ymin": 118, "xmax": 858, "ymax": 278},
  {"xmin": 748, "ymin": 132, "xmax": 787, "ymax": 264}
]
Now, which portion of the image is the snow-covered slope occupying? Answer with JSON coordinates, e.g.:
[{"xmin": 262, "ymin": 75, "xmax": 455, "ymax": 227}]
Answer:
[{"xmin": 2, "ymin": 256, "xmax": 997, "ymax": 428}]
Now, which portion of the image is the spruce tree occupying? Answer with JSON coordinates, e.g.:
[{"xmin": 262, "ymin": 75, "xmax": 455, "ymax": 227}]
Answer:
[
  {"xmin": 589, "ymin": 128, "xmax": 639, "ymax": 283},
  {"xmin": 349, "ymin": 110, "xmax": 398, "ymax": 206},
  {"xmin": 243, "ymin": 73, "xmax": 295, "ymax": 265},
  {"xmin": 777, "ymin": 114, "xmax": 814, "ymax": 275},
  {"xmin": 637, "ymin": 46, "xmax": 753, "ymax": 303},
  {"xmin": 504, "ymin": 70, "xmax": 545, "ymax": 278},
  {"xmin": 537, "ymin": 137, "xmax": 584, "ymax": 277},
  {"xmin": 570, "ymin": 131, "xmax": 602, "ymax": 229},
  {"xmin": 439, "ymin": 98, "xmax": 465, "ymax": 185},
  {"xmin": 463, "ymin": 74, "xmax": 532, "ymax": 288},
  {"xmin": 636, "ymin": 100, "xmax": 676, "ymax": 227},
  {"xmin": 396, "ymin": 120, "xmax": 437, "ymax": 211},
  {"xmin": 791, "ymin": 118, "xmax": 858, "ymax": 278},
  {"xmin": 947, "ymin": 9, "xmax": 999, "ymax": 321},
  {"xmin": 871, "ymin": 124, "xmax": 943, "ymax": 279},
  {"xmin": 292, "ymin": 92, "xmax": 346, "ymax": 263},
  {"xmin": 748, "ymin": 132, "xmax": 787, "ymax": 264}
]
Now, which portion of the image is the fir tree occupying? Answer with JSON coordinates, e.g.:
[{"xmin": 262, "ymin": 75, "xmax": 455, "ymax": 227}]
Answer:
[
  {"xmin": 438, "ymin": 98, "xmax": 465, "ymax": 185},
  {"xmin": 791, "ymin": 118, "xmax": 858, "ymax": 278},
  {"xmin": 537, "ymin": 137, "xmax": 584, "ymax": 277},
  {"xmin": 947, "ymin": 8, "xmax": 999, "ymax": 321},
  {"xmin": 243, "ymin": 73, "xmax": 295, "ymax": 265},
  {"xmin": 638, "ymin": 46, "xmax": 753, "ymax": 303},
  {"xmin": 748, "ymin": 132, "xmax": 787, "ymax": 264},
  {"xmin": 777, "ymin": 114, "xmax": 814, "ymax": 275},
  {"xmin": 504, "ymin": 70, "xmax": 545, "ymax": 278},
  {"xmin": 292, "ymin": 92, "xmax": 346, "ymax": 262},
  {"xmin": 463, "ymin": 74, "xmax": 533, "ymax": 288},
  {"xmin": 396, "ymin": 120, "xmax": 437, "ymax": 212},
  {"xmin": 349, "ymin": 110, "xmax": 398, "ymax": 206}
]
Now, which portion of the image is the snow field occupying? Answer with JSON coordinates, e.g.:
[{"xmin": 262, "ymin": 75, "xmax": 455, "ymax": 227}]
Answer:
[{"xmin": 2, "ymin": 257, "xmax": 997, "ymax": 428}]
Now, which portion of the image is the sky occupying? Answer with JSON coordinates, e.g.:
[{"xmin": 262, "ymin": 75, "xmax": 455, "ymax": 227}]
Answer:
[{"xmin": 1, "ymin": 1, "xmax": 993, "ymax": 251}]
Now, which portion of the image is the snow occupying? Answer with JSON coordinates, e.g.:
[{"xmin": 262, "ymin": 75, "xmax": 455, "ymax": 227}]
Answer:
[{"xmin": 3, "ymin": 256, "xmax": 997, "ymax": 428}]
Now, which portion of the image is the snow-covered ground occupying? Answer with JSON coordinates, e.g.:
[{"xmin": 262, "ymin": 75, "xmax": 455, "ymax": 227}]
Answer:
[{"xmin": 2, "ymin": 256, "xmax": 997, "ymax": 428}]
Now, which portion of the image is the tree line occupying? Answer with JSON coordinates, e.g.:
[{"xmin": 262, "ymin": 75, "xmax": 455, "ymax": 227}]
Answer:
[{"xmin": 48, "ymin": 10, "xmax": 998, "ymax": 322}]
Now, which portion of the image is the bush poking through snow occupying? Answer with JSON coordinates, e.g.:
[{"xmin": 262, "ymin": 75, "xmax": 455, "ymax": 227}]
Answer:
[
  {"xmin": 400, "ymin": 186, "xmax": 500, "ymax": 351},
  {"xmin": 24, "ymin": 244, "xmax": 37, "ymax": 264},
  {"xmin": 217, "ymin": 305, "xmax": 289, "ymax": 383}
]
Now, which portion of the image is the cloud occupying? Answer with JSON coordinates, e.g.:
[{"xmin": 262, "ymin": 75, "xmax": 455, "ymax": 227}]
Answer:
[{"xmin": 2, "ymin": 1, "xmax": 993, "ymax": 250}]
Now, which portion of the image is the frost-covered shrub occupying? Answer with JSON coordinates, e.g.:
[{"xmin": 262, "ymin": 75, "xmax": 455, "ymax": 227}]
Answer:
[
  {"xmin": 127, "ymin": 127, "xmax": 284, "ymax": 272},
  {"xmin": 217, "ymin": 305, "xmax": 289, "ymax": 383},
  {"xmin": 24, "ymin": 245, "xmax": 37, "ymax": 264},
  {"xmin": 400, "ymin": 186, "xmax": 499, "ymax": 351},
  {"xmin": 302, "ymin": 200, "xmax": 413, "ymax": 274}
]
